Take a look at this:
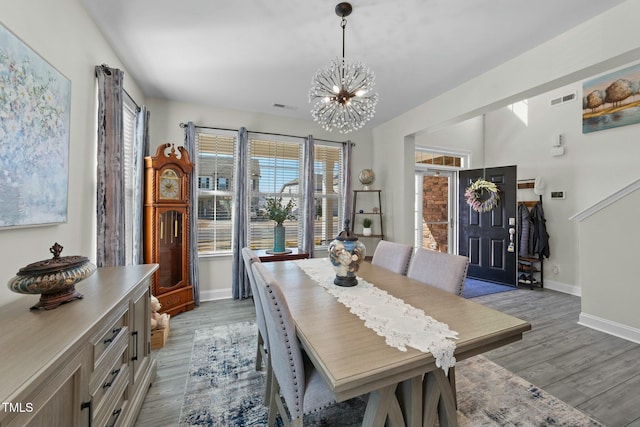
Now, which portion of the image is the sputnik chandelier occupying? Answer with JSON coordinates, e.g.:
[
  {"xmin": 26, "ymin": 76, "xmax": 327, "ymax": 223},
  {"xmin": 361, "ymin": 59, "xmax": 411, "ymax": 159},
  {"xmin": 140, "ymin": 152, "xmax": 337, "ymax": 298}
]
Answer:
[{"xmin": 309, "ymin": 2, "xmax": 378, "ymax": 134}]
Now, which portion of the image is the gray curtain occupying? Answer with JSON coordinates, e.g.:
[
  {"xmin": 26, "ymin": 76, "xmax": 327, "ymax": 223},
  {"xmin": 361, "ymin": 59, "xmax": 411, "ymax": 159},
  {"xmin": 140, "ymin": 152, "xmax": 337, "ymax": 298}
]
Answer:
[
  {"xmin": 95, "ymin": 65, "xmax": 125, "ymax": 267},
  {"xmin": 341, "ymin": 141, "xmax": 353, "ymax": 230},
  {"xmin": 183, "ymin": 122, "xmax": 201, "ymax": 305},
  {"xmin": 132, "ymin": 106, "xmax": 149, "ymax": 265},
  {"xmin": 232, "ymin": 127, "xmax": 250, "ymax": 299},
  {"xmin": 301, "ymin": 135, "xmax": 315, "ymax": 257}
]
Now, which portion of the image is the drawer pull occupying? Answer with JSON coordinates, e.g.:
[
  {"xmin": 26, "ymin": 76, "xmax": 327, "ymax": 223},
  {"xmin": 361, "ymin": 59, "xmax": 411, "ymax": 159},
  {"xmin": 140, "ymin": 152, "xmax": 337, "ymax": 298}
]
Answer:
[
  {"xmin": 103, "ymin": 327, "xmax": 122, "ymax": 344},
  {"xmin": 81, "ymin": 400, "xmax": 92, "ymax": 427},
  {"xmin": 106, "ymin": 408, "xmax": 122, "ymax": 427},
  {"xmin": 131, "ymin": 331, "xmax": 138, "ymax": 361},
  {"xmin": 102, "ymin": 368, "xmax": 121, "ymax": 389}
]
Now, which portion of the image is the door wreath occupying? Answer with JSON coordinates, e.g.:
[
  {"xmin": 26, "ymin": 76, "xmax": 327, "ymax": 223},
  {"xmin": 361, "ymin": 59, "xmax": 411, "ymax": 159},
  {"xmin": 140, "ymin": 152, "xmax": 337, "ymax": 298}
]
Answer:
[{"xmin": 465, "ymin": 179, "xmax": 500, "ymax": 213}]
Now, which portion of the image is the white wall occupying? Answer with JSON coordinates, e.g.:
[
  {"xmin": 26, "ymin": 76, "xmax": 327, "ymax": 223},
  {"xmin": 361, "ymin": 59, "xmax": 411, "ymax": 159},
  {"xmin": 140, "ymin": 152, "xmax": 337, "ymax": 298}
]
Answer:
[
  {"xmin": 146, "ymin": 97, "xmax": 374, "ymax": 300},
  {"xmin": 0, "ymin": 0, "xmax": 145, "ymax": 306},
  {"xmin": 576, "ymin": 186, "xmax": 640, "ymax": 338},
  {"xmin": 372, "ymin": 0, "xmax": 640, "ymax": 248},
  {"xmin": 483, "ymin": 77, "xmax": 640, "ymax": 294}
]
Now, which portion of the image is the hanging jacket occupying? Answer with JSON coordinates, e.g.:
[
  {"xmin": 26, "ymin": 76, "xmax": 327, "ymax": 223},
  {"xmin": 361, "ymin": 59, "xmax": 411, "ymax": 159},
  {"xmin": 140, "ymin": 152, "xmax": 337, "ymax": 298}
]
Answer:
[
  {"xmin": 518, "ymin": 203, "xmax": 533, "ymax": 257},
  {"xmin": 529, "ymin": 202, "xmax": 550, "ymax": 260}
]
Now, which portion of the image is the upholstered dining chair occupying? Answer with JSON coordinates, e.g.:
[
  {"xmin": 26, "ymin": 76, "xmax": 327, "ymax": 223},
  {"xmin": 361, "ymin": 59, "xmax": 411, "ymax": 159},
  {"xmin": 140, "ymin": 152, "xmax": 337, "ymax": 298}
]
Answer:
[
  {"xmin": 370, "ymin": 240, "xmax": 414, "ymax": 275},
  {"xmin": 406, "ymin": 248, "xmax": 469, "ymax": 296},
  {"xmin": 241, "ymin": 247, "xmax": 272, "ymax": 405},
  {"xmin": 251, "ymin": 262, "xmax": 340, "ymax": 427},
  {"xmin": 406, "ymin": 247, "xmax": 470, "ymax": 410}
]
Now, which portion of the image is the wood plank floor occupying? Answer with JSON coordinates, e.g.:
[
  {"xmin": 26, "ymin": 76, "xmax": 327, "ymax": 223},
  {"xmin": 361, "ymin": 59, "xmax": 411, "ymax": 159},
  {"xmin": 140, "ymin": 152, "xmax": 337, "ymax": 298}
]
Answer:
[{"xmin": 134, "ymin": 288, "xmax": 640, "ymax": 427}]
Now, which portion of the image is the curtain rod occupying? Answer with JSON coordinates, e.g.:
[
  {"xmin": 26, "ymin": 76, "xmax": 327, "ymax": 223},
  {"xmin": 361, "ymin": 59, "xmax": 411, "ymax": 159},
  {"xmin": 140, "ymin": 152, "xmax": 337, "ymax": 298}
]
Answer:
[{"xmin": 179, "ymin": 122, "xmax": 354, "ymax": 146}]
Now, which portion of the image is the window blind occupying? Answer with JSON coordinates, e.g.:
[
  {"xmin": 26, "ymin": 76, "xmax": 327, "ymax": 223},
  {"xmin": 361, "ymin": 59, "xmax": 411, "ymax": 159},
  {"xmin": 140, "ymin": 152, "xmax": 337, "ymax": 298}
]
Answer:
[
  {"xmin": 248, "ymin": 135, "xmax": 304, "ymax": 250},
  {"xmin": 122, "ymin": 97, "xmax": 137, "ymax": 265},
  {"xmin": 196, "ymin": 130, "xmax": 237, "ymax": 254},
  {"xmin": 312, "ymin": 142, "xmax": 343, "ymax": 247}
]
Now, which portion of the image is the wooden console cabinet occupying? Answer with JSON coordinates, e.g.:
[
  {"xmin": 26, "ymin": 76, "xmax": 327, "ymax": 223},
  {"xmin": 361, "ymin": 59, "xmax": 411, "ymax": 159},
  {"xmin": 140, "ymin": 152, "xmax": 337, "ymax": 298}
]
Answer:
[{"xmin": 0, "ymin": 265, "xmax": 158, "ymax": 427}]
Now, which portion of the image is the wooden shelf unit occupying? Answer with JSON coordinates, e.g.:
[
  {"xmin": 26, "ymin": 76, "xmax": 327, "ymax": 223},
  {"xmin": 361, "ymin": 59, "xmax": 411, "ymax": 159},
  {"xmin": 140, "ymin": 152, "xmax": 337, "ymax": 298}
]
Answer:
[{"xmin": 351, "ymin": 190, "xmax": 384, "ymax": 239}]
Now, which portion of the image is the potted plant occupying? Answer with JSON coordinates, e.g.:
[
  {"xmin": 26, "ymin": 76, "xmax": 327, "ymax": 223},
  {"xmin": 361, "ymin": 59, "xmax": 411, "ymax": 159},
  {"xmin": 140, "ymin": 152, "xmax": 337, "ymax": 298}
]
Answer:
[
  {"xmin": 362, "ymin": 218, "xmax": 373, "ymax": 236},
  {"xmin": 265, "ymin": 197, "xmax": 296, "ymax": 253}
]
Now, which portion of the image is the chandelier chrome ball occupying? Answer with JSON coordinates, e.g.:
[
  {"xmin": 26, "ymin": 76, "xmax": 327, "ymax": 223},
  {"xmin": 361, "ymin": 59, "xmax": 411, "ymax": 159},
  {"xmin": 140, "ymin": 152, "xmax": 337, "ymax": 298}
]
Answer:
[{"xmin": 309, "ymin": 2, "xmax": 378, "ymax": 134}]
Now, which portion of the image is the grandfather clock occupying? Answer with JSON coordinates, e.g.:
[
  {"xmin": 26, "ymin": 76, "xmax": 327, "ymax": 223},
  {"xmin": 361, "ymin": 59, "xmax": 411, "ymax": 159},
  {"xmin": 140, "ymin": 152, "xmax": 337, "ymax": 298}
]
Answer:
[{"xmin": 144, "ymin": 143, "xmax": 194, "ymax": 316}]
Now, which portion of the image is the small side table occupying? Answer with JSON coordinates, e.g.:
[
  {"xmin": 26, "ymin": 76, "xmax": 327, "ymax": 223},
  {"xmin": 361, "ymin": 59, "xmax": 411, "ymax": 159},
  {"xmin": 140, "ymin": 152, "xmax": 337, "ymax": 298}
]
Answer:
[{"xmin": 254, "ymin": 248, "xmax": 310, "ymax": 263}]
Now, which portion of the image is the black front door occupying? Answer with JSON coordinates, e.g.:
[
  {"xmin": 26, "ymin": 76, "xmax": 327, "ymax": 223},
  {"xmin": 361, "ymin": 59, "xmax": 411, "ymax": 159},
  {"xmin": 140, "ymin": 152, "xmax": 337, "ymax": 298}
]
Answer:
[{"xmin": 458, "ymin": 166, "xmax": 517, "ymax": 285}]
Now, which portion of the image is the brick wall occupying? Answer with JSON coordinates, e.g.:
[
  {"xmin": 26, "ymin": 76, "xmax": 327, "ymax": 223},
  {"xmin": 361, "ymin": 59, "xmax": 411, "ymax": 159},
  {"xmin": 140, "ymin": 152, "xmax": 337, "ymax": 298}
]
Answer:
[{"xmin": 421, "ymin": 176, "xmax": 449, "ymax": 252}]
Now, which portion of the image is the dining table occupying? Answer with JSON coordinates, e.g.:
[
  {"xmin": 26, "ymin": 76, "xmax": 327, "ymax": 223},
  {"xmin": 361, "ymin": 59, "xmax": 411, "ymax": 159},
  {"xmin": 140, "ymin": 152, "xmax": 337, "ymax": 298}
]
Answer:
[{"xmin": 262, "ymin": 258, "xmax": 531, "ymax": 427}]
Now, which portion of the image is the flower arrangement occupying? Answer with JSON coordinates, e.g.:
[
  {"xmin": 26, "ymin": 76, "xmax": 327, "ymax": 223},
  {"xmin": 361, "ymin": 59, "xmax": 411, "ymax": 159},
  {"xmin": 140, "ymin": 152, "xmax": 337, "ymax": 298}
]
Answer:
[
  {"xmin": 265, "ymin": 197, "xmax": 296, "ymax": 225},
  {"xmin": 464, "ymin": 179, "xmax": 500, "ymax": 213}
]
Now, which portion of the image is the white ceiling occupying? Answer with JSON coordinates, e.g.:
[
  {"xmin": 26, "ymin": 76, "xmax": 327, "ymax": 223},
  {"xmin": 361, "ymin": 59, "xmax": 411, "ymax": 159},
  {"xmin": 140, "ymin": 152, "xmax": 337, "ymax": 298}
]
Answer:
[{"xmin": 82, "ymin": 0, "xmax": 625, "ymax": 130}]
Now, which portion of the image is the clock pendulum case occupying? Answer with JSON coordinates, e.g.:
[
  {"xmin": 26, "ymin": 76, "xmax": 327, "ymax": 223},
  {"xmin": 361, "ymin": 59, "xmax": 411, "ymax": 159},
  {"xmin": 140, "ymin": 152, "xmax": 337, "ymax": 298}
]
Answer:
[{"xmin": 144, "ymin": 143, "xmax": 194, "ymax": 316}]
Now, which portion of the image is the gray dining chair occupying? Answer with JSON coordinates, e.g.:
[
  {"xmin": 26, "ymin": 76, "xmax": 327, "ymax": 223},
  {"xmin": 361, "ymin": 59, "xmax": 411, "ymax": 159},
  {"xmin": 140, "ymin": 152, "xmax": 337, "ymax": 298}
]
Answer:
[
  {"xmin": 370, "ymin": 240, "xmax": 414, "ymax": 275},
  {"xmin": 241, "ymin": 247, "xmax": 272, "ymax": 405},
  {"xmin": 406, "ymin": 248, "xmax": 469, "ymax": 296},
  {"xmin": 406, "ymin": 247, "xmax": 469, "ymax": 412},
  {"xmin": 251, "ymin": 262, "xmax": 338, "ymax": 427}
]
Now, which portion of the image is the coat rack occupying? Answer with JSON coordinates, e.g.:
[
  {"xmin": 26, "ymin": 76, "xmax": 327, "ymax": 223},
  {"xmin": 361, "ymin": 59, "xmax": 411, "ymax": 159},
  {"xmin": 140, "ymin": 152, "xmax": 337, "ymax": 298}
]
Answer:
[{"xmin": 517, "ymin": 179, "xmax": 545, "ymax": 289}]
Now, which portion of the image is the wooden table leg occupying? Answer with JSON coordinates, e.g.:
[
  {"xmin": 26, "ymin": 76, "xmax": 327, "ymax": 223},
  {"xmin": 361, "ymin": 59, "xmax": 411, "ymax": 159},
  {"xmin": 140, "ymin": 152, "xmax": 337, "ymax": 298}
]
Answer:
[
  {"xmin": 397, "ymin": 376, "xmax": 422, "ymax": 427},
  {"xmin": 362, "ymin": 384, "xmax": 406, "ymax": 427},
  {"xmin": 422, "ymin": 369, "xmax": 458, "ymax": 427}
]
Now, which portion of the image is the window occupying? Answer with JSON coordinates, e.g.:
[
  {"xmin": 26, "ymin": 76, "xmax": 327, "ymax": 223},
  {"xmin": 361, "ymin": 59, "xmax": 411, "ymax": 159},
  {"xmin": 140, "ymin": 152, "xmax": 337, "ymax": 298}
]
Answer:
[
  {"xmin": 414, "ymin": 151, "xmax": 464, "ymax": 167},
  {"xmin": 196, "ymin": 130, "xmax": 236, "ymax": 254},
  {"xmin": 311, "ymin": 143, "xmax": 343, "ymax": 247},
  {"xmin": 508, "ymin": 99, "xmax": 528, "ymax": 125},
  {"xmin": 414, "ymin": 148, "xmax": 468, "ymax": 253},
  {"xmin": 246, "ymin": 135, "xmax": 344, "ymax": 251},
  {"xmin": 195, "ymin": 129, "xmax": 344, "ymax": 255},
  {"xmin": 122, "ymin": 95, "xmax": 137, "ymax": 265},
  {"xmin": 247, "ymin": 136, "xmax": 303, "ymax": 250}
]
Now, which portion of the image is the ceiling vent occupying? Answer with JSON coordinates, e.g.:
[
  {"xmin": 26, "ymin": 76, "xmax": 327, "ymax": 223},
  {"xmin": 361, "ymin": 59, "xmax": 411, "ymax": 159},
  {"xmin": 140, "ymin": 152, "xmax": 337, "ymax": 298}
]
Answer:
[
  {"xmin": 550, "ymin": 92, "xmax": 576, "ymax": 107},
  {"xmin": 273, "ymin": 103, "xmax": 298, "ymax": 111}
]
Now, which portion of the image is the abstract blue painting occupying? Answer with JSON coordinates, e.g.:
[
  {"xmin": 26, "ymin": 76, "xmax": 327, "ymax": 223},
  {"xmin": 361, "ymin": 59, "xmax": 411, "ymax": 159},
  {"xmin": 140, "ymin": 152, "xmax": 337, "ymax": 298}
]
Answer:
[{"xmin": 0, "ymin": 24, "xmax": 70, "ymax": 228}]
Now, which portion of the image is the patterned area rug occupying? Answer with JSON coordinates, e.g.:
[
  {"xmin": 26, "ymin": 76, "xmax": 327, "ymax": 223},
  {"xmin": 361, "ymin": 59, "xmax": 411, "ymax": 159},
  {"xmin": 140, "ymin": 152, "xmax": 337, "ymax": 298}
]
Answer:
[{"xmin": 179, "ymin": 321, "xmax": 603, "ymax": 427}]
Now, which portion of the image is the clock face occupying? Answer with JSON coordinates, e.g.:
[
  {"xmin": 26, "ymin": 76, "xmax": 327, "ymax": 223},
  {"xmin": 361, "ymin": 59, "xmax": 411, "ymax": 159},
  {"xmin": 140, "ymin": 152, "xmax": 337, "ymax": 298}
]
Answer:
[{"xmin": 159, "ymin": 169, "xmax": 180, "ymax": 200}]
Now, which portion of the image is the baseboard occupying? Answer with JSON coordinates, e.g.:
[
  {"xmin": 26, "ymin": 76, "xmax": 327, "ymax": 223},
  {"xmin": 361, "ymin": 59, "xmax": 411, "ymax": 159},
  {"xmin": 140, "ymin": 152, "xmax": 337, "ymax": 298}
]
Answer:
[
  {"xmin": 200, "ymin": 288, "xmax": 232, "ymax": 302},
  {"xmin": 543, "ymin": 279, "xmax": 581, "ymax": 296},
  {"xmin": 579, "ymin": 312, "xmax": 640, "ymax": 344}
]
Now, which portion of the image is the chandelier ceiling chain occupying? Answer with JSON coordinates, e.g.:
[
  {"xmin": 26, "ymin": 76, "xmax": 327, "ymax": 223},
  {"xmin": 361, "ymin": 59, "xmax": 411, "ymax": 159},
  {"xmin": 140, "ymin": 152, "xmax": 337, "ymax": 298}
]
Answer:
[{"xmin": 309, "ymin": 2, "xmax": 378, "ymax": 134}]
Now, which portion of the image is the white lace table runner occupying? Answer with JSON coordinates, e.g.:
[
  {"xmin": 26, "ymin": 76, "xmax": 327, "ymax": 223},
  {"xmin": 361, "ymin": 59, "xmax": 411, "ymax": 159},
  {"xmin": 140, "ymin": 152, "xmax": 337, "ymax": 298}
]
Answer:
[{"xmin": 293, "ymin": 258, "xmax": 458, "ymax": 372}]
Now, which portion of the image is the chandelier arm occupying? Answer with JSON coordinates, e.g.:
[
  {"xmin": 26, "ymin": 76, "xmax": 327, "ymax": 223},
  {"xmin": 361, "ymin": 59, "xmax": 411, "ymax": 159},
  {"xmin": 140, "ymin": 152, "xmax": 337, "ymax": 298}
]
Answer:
[{"xmin": 316, "ymin": 72, "xmax": 337, "ymax": 93}]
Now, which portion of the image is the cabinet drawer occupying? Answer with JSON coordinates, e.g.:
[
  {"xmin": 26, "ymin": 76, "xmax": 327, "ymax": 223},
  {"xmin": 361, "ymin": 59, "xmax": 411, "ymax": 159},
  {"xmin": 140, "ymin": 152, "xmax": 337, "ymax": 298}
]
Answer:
[
  {"xmin": 102, "ymin": 379, "xmax": 130, "ymax": 427},
  {"xmin": 91, "ymin": 307, "xmax": 129, "ymax": 371},
  {"xmin": 93, "ymin": 363, "xmax": 130, "ymax": 427},
  {"xmin": 90, "ymin": 338, "xmax": 128, "ymax": 420}
]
